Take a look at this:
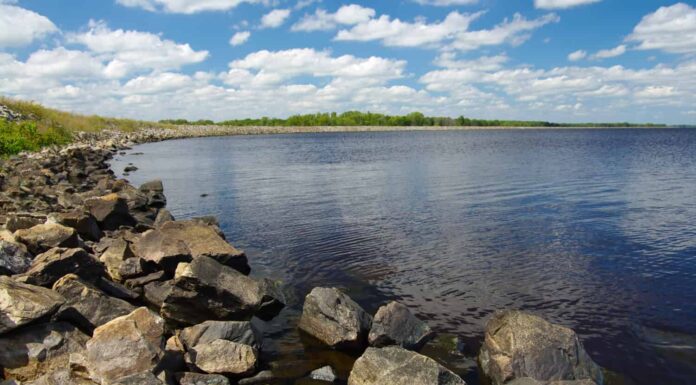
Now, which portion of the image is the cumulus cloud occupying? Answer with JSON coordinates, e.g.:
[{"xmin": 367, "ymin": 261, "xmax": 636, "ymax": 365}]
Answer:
[
  {"xmin": 591, "ymin": 44, "xmax": 626, "ymax": 60},
  {"xmin": 627, "ymin": 3, "xmax": 696, "ymax": 54},
  {"xmin": 292, "ymin": 4, "xmax": 375, "ymax": 32},
  {"xmin": 261, "ymin": 9, "xmax": 291, "ymax": 28},
  {"xmin": 413, "ymin": 0, "xmax": 478, "ymax": 6},
  {"xmin": 229, "ymin": 31, "xmax": 251, "ymax": 46},
  {"xmin": 568, "ymin": 50, "xmax": 587, "ymax": 61},
  {"xmin": 449, "ymin": 13, "xmax": 559, "ymax": 51},
  {"xmin": 534, "ymin": 0, "xmax": 601, "ymax": 10},
  {"xmin": 115, "ymin": 0, "xmax": 260, "ymax": 14},
  {"xmin": 0, "ymin": 3, "xmax": 58, "ymax": 47}
]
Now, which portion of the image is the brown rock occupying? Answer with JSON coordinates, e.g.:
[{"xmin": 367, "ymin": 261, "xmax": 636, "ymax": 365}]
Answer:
[
  {"xmin": 0, "ymin": 276, "xmax": 65, "ymax": 335},
  {"xmin": 14, "ymin": 223, "xmax": 79, "ymax": 255},
  {"xmin": 18, "ymin": 248, "xmax": 104, "ymax": 287}
]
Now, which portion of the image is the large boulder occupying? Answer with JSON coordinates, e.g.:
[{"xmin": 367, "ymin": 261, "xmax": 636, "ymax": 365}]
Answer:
[
  {"xmin": 84, "ymin": 193, "xmax": 136, "ymax": 231},
  {"xmin": 139, "ymin": 180, "xmax": 167, "ymax": 208},
  {"xmin": 185, "ymin": 339, "xmax": 257, "ymax": 376},
  {"xmin": 17, "ymin": 248, "xmax": 104, "ymax": 287},
  {"xmin": 478, "ymin": 311, "xmax": 603, "ymax": 385},
  {"xmin": 52, "ymin": 274, "xmax": 136, "ymax": 332},
  {"xmin": 161, "ymin": 256, "xmax": 284, "ymax": 325},
  {"xmin": 14, "ymin": 223, "xmax": 79, "ymax": 255},
  {"xmin": 132, "ymin": 220, "xmax": 249, "ymax": 274},
  {"xmin": 84, "ymin": 307, "xmax": 166, "ymax": 384},
  {"xmin": 48, "ymin": 210, "xmax": 102, "ymax": 242},
  {"xmin": 0, "ymin": 322, "xmax": 90, "ymax": 382},
  {"xmin": 348, "ymin": 346, "xmax": 466, "ymax": 385},
  {"xmin": 98, "ymin": 237, "xmax": 136, "ymax": 281},
  {"xmin": 0, "ymin": 240, "xmax": 32, "ymax": 275},
  {"xmin": 179, "ymin": 320, "xmax": 261, "ymax": 350},
  {"xmin": 5, "ymin": 213, "xmax": 46, "ymax": 233},
  {"xmin": 368, "ymin": 301, "xmax": 434, "ymax": 350},
  {"xmin": 298, "ymin": 287, "xmax": 372, "ymax": 350},
  {"xmin": 0, "ymin": 276, "xmax": 65, "ymax": 335}
]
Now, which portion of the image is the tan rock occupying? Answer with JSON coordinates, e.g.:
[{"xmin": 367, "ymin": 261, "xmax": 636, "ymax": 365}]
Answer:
[
  {"xmin": 14, "ymin": 223, "xmax": 79, "ymax": 255},
  {"xmin": 186, "ymin": 339, "xmax": 257, "ymax": 375},
  {"xmin": 0, "ymin": 276, "xmax": 65, "ymax": 335}
]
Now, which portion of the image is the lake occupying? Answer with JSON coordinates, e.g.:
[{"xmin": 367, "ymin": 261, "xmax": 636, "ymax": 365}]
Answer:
[{"xmin": 112, "ymin": 128, "xmax": 696, "ymax": 384}]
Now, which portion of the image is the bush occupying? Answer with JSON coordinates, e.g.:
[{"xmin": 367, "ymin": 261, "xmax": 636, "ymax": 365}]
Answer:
[{"xmin": 0, "ymin": 119, "xmax": 72, "ymax": 156}]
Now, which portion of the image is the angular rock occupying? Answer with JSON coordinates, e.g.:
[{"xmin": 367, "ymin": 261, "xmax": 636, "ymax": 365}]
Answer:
[
  {"xmin": 118, "ymin": 257, "xmax": 151, "ymax": 280},
  {"xmin": 238, "ymin": 370, "xmax": 276, "ymax": 385},
  {"xmin": 124, "ymin": 270, "xmax": 166, "ymax": 290},
  {"xmin": 143, "ymin": 280, "xmax": 173, "ymax": 308},
  {"xmin": 96, "ymin": 277, "xmax": 140, "ymax": 301},
  {"xmin": 18, "ymin": 248, "xmax": 104, "ymax": 287},
  {"xmin": 21, "ymin": 369, "xmax": 99, "ymax": 385},
  {"xmin": 0, "ymin": 240, "xmax": 32, "ymax": 275},
  {"xmin": 84, "ymin": 193, "xmax": 136, "ymax": 231},
  {"xmin": 49, "ymin": 211, "xmax": 102, "ymax": 242},
  {"xmin": 186, "ymin": 339, "xmax": 257, "ymax": 376},
  {"xmin": 14, "ymin": 223, "xmax": 79, "ymax": 255},
  {"xmin": 478, "ymin": 311, "xmax": 603, "ymax": 385},
  {"xmin": 84, "ymin": 307, "xmax": 165, "ymax": 384},
  {"xmin": 506, "ymin": 379, "xmax": 599, "ymax": 385},
  {"xmin": 369, "ymin": 301, "xmax": 434, "ymax": 350},
  {"xmin": 0, "ymin": 276, "xmax": 65, "ymax": 335},
  {"xmin": 161, "ymin": 256, "xmax": 284, "ymax": 325},
  {"xmin": 0, "ymin": 322, "xmax": 89, "ymax": 382},
  {"xmin": 132, "ymin": 220, "xmax": 248, "ymax": 274},
  {"xmin": 298, "ymin": 287, "xmax": 372, "ymax": 350},
  {"xmin": 348, "ymin": 346, "xmax": 466, "ymax": 385},
  {"xmin": 153, "ymin": 209, "xmax": 174, "ymax": 228},
  {"xmin": 309, "ymin": 366, "xmax": 338, "ymax": 382},
  {"xmin": 179, "ymin": 320, "xmax": 261, "ymax": 350},
  {"xmin": 52, "ymin": 274, "xmax": 136, "ymax": 332},
  {"xmin": 176, "ymin": 372, "xmax": 230, "ymax": 385},
  {"xmin": 109, "ymin": 372, "xmax": 164, "ymax": 385},
  {"xmin": 98, "ymin": 237, "xmax": 135, "ymax": 281},
  {"xmin": 5, "ymin": 213, "xmax": 46, "ymax": 233},
  {"xmin": 139, "ymin": 180, "xmax": 166, "ymax": 208}
]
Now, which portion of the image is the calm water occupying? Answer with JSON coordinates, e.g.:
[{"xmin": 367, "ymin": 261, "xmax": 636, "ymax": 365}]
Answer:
[{"xmin": 113, "ymin": 129, "xmax": 696, "ymax": 384}]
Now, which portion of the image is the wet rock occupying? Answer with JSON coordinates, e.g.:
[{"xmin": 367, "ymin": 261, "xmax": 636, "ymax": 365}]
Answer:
[
  {"xmin": 368, "ymin": 301, "xmax": 434, "ymax": 350},
  {"xmin": 478, "ymin": 311, "xmax": 603, "ymax": 385},
  {"xmin": 153, "ymin": 209, "xmax": 174, "ymax": 228},
  {"xmin": 0, "ymin": 276, "xmax": 65, "ymax": 335},
  {"xmin": 161, "ymin": 256, "xmax": 284, "ymax": 325},
  {"xmin": 48, "ymin": 211, "xmax": 102, "ymax": 242},
  {"xmin": 133, "ymin": 220, "xmax": 248, "ymax": 274},
  {"xmin": 298, "ymin": 287, "xmax": 372, "ymax": 350},
  {"xmin": 0, "ymin": 240, "xmax": 32, "ymax": 275},
  {"xmin": 179, "ymin": 320, "xmax": 261, "ymax": 350},
  {"xmin": 0, "ymin": 322, "xmax": 90, "ymax": 382},
  {"xmin": 5, "ymin": 213, "xmax": 46, "ymax": 233},
  {"xmin": 98, "ymin": 237, "xmax": 135, "ymax": 281},
  {"xmin": 237, "ymin": 370, "xmax": 276, "ymax": 385},
  {"xmin": 309, "ymin": 366, "xmax": 338, "ymax": 382},
  {"xmin": 52, "ymin": 274, "xmax": 136, "ymax": 333},
  {"xmin": 14, "ymin": 223, "xmax": 79, "ymax": 255},
  {"xmin": 185, "ymin": 339, "xmax": 257, "ymax": 376},
  {"xmin": 176, "ymin": 372, "xmax": 230, "ymax": 385},
  {"xmin": 123, "ymin": 166, "xmax": 138, "ymax": 173},
  {"xmin": 18, "ymin": 248, "xmax": 104, "ymax": 287},
  {"xmin": 348, "ymin": 346, "xmax": 466, "ymax": 385},
  {"xmin": 84, "ymin": 307, "xmax": 165, "ymax": 384},
  {"xmin": 84, "ymin": 193, "xmax": 136, "ymax": 231}
]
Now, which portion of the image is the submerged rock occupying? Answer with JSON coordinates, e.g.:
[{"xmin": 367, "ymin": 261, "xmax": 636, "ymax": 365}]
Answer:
[
  {"xmin": 478, "ymin": 310, "xmax": 603, "ymax": 385},
  {"xmin": 348, "ymin": 346, "xmax": 466, "ymax": 385},
  {"xmin": 368, "ymin": 301, "xmax": 434, "ymax": 350},
  {"xmin": 298, "ymin": 287, "xmax": 372, "ymax": 350},
  {"xmin": 309, "ymin": 365, "xmax": 339, "ymax": 382},
  {"xmin": 0, "ymin": 276, "xmax": 65, "ymax": 335},
  {"xmin": 14, "ymin": 223, "xmax": 79, "ymax": 255}
]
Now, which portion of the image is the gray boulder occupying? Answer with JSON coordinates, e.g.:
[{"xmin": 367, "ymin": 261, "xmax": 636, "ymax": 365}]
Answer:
[
  {"xmin": 298, "ymin": 287, "xmax": 372, "ymax": 350},
  {"xmin": 0, "ymin": 239, "xmax": 32, "ymax": 275},
  {"xmin": 176, "ymin": 372, "xmax": 230, "ymax": 385},
  {"xmin": 309, "ymin": 365, "xmax": 338, "ymax": 382},
  {"xmin": 478, "ymin": 311, "xmax": 603, "ymax": 385},
  {"xmin": 369, "ymin": 301, "xmax": 434, "ymax": 350},
  {"xmin": 185, "ymin": 339, "xmax": 257, "ymax": 376},
  {"xmin": 179, "ymin": 320, "xmax": 261, "ymax": 350},
  {"xmin": 0, "ymin": 276, "xmax": 65, "ymax": 335},
  {"xmin": 48, "ymin": 210, "xmax": 102, "ymax": 242},
  {"xmin": 17, "ymin": 248, "xmax": 104, "ymax": 287},
  {"xmin": 14, "ymin": 223, "xmax": 79, "ymax": 255},
  {"xmin": 84, "ymin": 193, "xmax": 136, "ymax": 231},
  {"xmin": 348, "ymin": 346, "xmax": 466, "ymax": 385}
]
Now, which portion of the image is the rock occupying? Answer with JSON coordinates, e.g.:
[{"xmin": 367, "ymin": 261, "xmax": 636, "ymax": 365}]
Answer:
[
  {"xmin": 124, "ymin": 270, "xmax": 166, "ymax": 290},
  {"xmin": 185, "ymin": 339, "xmax": 257, "ymax": 376},
  {"xmin": 298, "ymin": 287, "xmax": 372, "ymax": 350},
  {"xmin": 478, "ymin": 311, "xmax": 603, "ymax": 385},
  {"xmin": 48, "ymin": 211, "xmax": 102, "ymax": 242},
  {"xmin": 506, "ymin": 379, "xmax": 599, "ymax": 385},
  {"xmin": 5, "ymin": 213, "xmax": 46, "ymax": 232},
  {"xmin": 368, "ymin": 301, "xmax": 434, "ymax": 350},
  {"xmin": 0, "ymin": 322, "xmax": 90, "ymax": 382},
  {"xmin": 176, "ymin": 372, "xmax": 230, "ymax": 385},
  {"xmin": 14, "ymin": 223, "xmax": 79, "ymax": 255},
  {"xmin": 139, "ymin": 180, "xmax": 164, "ymax": 194},
  {"xmin": 98, "ymin": 237, "xmax": 135, "ymax": 281},
  {"xmin": 309, "ymin": 366, "xmax": 338, "ymax": 382},
  {"xmin": 23, "ymin": 369, "xmax": 99, "ymax": 385},
  {"xmin": 348, "ymin": 346, "xmax": 466, "ymax": 385},
  {"xmin": 153, "ymin": 209, "xmax": 174, "ymax": 228},
  {"xmin": 132, "ymin": 220, "xmax": 249, "ymax": 274},
  {"xmin": 0, "ymin": 276, "xmax": 65, "ymax": 335},
  {"xmin": 118, "ymin": 257, "xmax": 151, "ymax": 280},
  {"xmin": 179, "ymin": 320, "xmax": 261, "ymax": 350},
  {"xmin": 160, "ymin": 335, "xmax": 186, "ymax": 373},
  {"xmin": 109, "ymin": 372, "xmax": 164, "ymax": 385},
  {"xmin": 143, "ymin": 280, "xmax": 173, "ymax": 308},
  {"xmin": 96, "ymin": 277, "xmax": 140, "ymax": 301},
  {"xmin": 84, "ymin": 307, "xmax": 165, "ymax": 384},
  {"xmin": 52, "ymin": 274, "xmax": 136, "ymax": 333},
  {"xmin": 84, "ymin": 194, "xmax": 136, "ymax": 231},
  {"xmin": 18, "ymin": 248, "xmax": 104, "ymax": 287},
  {"xmin": 123, "ymin": 166, "xmax": 138, "ymax": 173},
  {"xmin": 0, "ymin": 240, "xmax": 32, "ymax": 275},
  {"xmin": 237, "ymin": 370, "xmax": 276, "ymax": 385},
  {"xmin": 139, "ymin": 180, "xmax": 166, "ymax": 208},
  {"xmin": 161, "ymin": 256, "xmax": 284, "ymax": 325}
]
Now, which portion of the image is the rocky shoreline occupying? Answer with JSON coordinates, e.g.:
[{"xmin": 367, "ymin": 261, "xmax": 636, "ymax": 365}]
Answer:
[{"xmin": 0, "ymin": 129, "xmax": 607, "ymax": 385}]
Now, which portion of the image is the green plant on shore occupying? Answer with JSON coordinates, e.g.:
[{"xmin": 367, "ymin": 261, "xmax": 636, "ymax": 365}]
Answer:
[{"xmin": 0, "ymin": 119, "xmax": 72, "ymax": 156}]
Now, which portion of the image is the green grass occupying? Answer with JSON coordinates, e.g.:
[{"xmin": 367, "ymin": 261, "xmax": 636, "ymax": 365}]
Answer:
[{"xmin": 0, "ymin": 119, "xmax": 71, "ymax": 155}]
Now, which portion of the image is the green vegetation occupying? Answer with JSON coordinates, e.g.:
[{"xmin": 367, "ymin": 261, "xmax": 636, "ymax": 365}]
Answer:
[{"xmin": 0, "ymin": 119, "xmax": 71, "ymax": 155}]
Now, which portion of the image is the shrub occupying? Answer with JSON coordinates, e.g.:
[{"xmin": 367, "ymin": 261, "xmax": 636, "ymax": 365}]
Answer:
[{"xmin": 0, "ymin": 119, "xmax": 72, "ymax": 156}]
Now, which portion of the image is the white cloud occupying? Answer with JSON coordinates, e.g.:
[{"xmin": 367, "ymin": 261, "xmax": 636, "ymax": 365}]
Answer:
[
  {"xmin": 534, "ymin": 0, "xmax": 601, "ymax": 10},
  {"xmin": 413, "ymin": 0, "xmax": 478, "ymax": 6},
  {"xmin": 450, "ymin": 13, "xmax": 559, "ymax": 51},
  {"xmin": 261, "ymin": 9, "xmax": 291, "ymax": 29},
  {"xmin": 0, "ymin": 3, "xmax": 58, "ymax": 47},
  {"xmin": 68, "ymin": 21, "xmax": 208, "ymax": 78},
  {"xmin": 116, "ymin": 0, "xmax": 260, "ymax": 14},
  {"xmin": 292, "ymin": 4, "xmax": 375, "ymax": 32},
  {"xmin": 635, "ymin": 86, "xmax": 676, "ymax": 98},
  {"xmin": 230, "ymin": 30, "xmax": 251, "ymax": 46},
  {"xmin": 123, "ymin": 72, "xmax": 193, "ymax": 94},
  {"xmin": 591, "ymin": 44, "xmax": 626, "ymax": 60},
  {"xmin": 434, "ymin": 52, "xmax": 508, "ymax": 71},
  {"xmin": 568, "ymin": 50, "xmax": 587, "ymax": 61},
  {"xmin": 627, "ymin": 3, "xmax": 696, "ymax": 54},
  {"xmin": 335, "ymin": 11, "xmax": 483, "ymax": 47}
]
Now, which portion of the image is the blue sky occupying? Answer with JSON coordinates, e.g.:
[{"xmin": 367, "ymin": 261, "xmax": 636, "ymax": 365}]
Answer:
[{"xmin": 1, "ymin": 0, "xmax": 695, "ymax": 124}]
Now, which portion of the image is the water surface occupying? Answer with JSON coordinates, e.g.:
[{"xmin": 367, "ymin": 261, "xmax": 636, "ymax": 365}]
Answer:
[{"xmin": 113, "ymin": 129, "xmax": 696, "ymax": 384}]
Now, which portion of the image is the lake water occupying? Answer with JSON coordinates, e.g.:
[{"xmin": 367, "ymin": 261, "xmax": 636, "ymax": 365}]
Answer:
[{"xmin": 113, "ymin": 129, "xmax": 696, "ymax": 384}]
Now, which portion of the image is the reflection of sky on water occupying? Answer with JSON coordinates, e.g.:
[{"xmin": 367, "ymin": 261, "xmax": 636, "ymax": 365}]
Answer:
[{"xmin": 113, "ymin": 129, "xmax": 696, "ymax": 384}]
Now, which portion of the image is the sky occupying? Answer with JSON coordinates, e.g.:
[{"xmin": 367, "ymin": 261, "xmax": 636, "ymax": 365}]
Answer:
[{"xmin": 0, "ymin": 0, "xmax": 695, "ymax": 124}]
